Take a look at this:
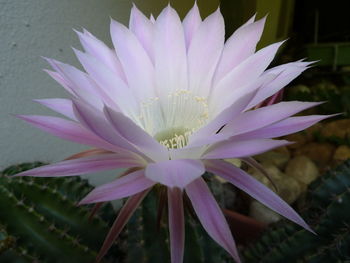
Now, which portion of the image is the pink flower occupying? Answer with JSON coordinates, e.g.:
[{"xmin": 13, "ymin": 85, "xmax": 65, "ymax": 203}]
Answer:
[{"xmin": 16, "ymin": 3, "xmax": 332, "ymax": 263}]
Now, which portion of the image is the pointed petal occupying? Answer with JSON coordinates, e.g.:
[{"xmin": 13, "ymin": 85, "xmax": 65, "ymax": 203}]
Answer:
[
  {"xmin": 44, "ymin": 69, "xmax": 74, "ymax": 95},
  {"xmin": 75, "ymin": 29, "xmax": 126, "ymax": 80},
  {"xmin": 183, "ymin": 2, "xmax": 202, "ymax": 48},
  {"xmin": 247, "ymin": 62, "xmax": 310, "ymax": 108},
  {"xmin": 203, "ymin": 139, "xmax": 291, "ymax": 159},
  {"xmin": 190, "ymin": 73, "xmax": 278, "ymax": 147},
  {"xmin": 110, "ymin": 19, "xmax": 155, "ymax": 100},
  {"xmin": 154, "ymin": 5, "xmax": 188, "ymax": 98},
  {"xmin": 145, "ymin": 159, "xmax": 205, "ymax": 188},
  {"xmin": 73, "ymin": 49, "xmax": 138, "ymax": 115},
  {"xmin": 16, "ymin": 115, "xmax": 117, "ymax": 151},
  {"xmin": 65, "ymin": 149, "xmax": 112, "ymax": 160},
  {"xmin": 186, "ymin": 178, "xmax": 241, "ymax": 262},
  {"xmin": 79, "ymin": 170, "xmax": 154, "ymax": 204},
  {"xmin": 104, "ymin": 106, "xmax": 168, "ymax": 161},
  {"xmin": 221, "ymin": 101, "xmax": 323, "ymax": 136},
  {"xmin": 168, "ymin": 187, "xmax": 185, "ymax": 263},
  {"xmin": 187, "ymin": 8, "xmax": 224, "ymax": 97},
  {"xmin": 15, "ymin": 153, "xmax": 145, "ymax": 177},
  {"xmin": 234, "ymin": 115, "xmax": 335, "ymax": 140},
  {"xmin": 72, "ymin": 100, "xmax": 143, "ymax": 155},
  {"xmin": 214, "ymin": 17, "xmax": 266, "ymax": 83},
  {"xmin": 150, "ymin": 14, "xmax": 155, "ymax": 23},
  {"xmin": 212, "ymin": 70, "xmax": 278, "ymax": 115},
  {"xmin": 192, "ymin": 100, "xmax": 324, "ymax": 148},
  {"xmin": 44, "ymin": 59, "xmax": 104, "ymax": 110},
  {"xmin": 212, "ymin": 41, "xmax": 284, "ymax": 105},
  {"xmin": 129, "ymin": 4, "xmax": 154, "ymax": 61},
  {"xmin": 205, "ymin": 160, "xmax": 314, "ymax": 233},
  {"xmin": 34, "ymin": 98, "xmax": 77, "ymax": 120},
  {"xmin": 96, "ymin": 190, "xmax": 149, "ymax": 262},
  {"xmin": 189, "ymin": 90, "xmax": 257, "ymax": 145},
  {"xmin": 242, "ymin": 14, "xmax": 256, "ymax": 26}
]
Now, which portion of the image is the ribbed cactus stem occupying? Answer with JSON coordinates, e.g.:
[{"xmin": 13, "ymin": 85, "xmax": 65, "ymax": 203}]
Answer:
[{"xmin": 0, "ymin": 162, "xmax": 119, "ymax": 263}]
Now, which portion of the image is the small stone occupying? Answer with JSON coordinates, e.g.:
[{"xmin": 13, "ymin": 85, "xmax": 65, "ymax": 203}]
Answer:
[
  {"xmin": 249, "ymin": 163, "xmax": 303, "ymax": 203},
  {"xmin": 249, "ymin": 164, "xmax": 283, "ymax": 190},
  {"xmin": 286, "ymin": 156, "xmax": 319, "ymax": 185},
  {"xmin": 249, "ymin": 201, "xmax": 281, "ymax": 224},
  {"xmin": 255, "ymin": 147, "xmax": 291, "ymax": 169},
  {"xmin": 321, "ymin": 119, "xmax": 350, "ymax": 139},
  {"xmin": 294, "ymin": 142, "xmax": 335, "ymax": 165},
  {"xmin": 275, "ymin": 176, "xmax": 301, "ymax": 204},
  {"xmin": 333, "ymin": 145, "xmax": 350, "ymax": 162}
]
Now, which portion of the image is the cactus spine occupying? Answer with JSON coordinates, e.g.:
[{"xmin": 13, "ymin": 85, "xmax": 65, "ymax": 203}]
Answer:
[{"xmin": 0, "ymin": 163, "xmax": 119, "ymax": 263}]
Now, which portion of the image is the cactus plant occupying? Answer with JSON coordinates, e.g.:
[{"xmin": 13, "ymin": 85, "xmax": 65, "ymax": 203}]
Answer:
[
  {"xmin": 242, "ymin": 159, "xmax": 350, "ymax": 263},
  {"xmin": 0, "ymin": 225, "xmax": 15, "ymax": 255},
  {"xmin": 1, "ymin": 163, "xmax": 238, "ymax": 263},
  {"xmin": 121, "ymin": 175, "xmax": 235, "ymax": 263},
  {"xmin": 10, "ymin": 160, "xmax": 347, "ymax": 263},
  {"xmin": 0, "ymin": 162, "xmax": 121, "ymax": 263}
]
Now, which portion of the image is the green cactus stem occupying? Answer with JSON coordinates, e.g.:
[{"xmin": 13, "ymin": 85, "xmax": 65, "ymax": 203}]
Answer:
[{"xmin": 0, "ymin": 163, "xmax": 121, "ymax": 263}]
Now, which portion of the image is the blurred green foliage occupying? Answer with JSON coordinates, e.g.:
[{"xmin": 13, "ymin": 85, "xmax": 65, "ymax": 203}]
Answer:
[{"xmin": 286, "ymin": 81, "xmax": 350, "ymax": 118}]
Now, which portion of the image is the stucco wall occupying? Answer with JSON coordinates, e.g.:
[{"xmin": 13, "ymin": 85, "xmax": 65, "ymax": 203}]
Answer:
[{"xmin": 0, "ymin": 0, "xmax": 134, "ymax": 171}]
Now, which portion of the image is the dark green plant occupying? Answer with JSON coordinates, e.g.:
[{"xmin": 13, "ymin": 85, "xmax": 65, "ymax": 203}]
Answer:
[
  {"xmin": 0, "ymin": 163, "xmax": 236, "ymax": 263},
  {"xmin": 0, "ymin": 225, "xmax": 15, "ymax": 255},
  {"xmin": 0, "ymin": 162, "xmax": 120, "ymax": 263},
  {"xmin": 242, "ymin": 159, "xmax": 350, "ymax": 263},
  {"xmin": 286, "ymin": 82, "xmax": 350, "ymax": 118}
]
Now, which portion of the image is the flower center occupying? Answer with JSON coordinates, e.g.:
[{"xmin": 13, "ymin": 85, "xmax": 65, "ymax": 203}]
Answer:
[
  {"xmin": 137, "ymin": 89, "xmax": 210, "ymax": 147},
  {"xmin": 154, "ymin": 127, "xmax": 194, "ymax": 149}
]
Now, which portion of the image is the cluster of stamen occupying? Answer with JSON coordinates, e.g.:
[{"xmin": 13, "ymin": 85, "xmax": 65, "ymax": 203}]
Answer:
[
  {"xmin": 136, "ymin": 89, "xmax": 209, "ymax": 149},
  {"xmin": 158, "ymin": 129, "xmax": 194, "ymax": 149}
]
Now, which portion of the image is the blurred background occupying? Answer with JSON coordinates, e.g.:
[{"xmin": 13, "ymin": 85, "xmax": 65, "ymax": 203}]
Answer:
[{"xmin": 1, "ymin": 0, "xmax": 350, "ymax": 262}]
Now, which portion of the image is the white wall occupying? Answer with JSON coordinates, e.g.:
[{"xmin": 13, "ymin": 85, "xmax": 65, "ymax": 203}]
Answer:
[{"xmin": 0, "ymin": 0, "xmax": 136, "ymax": 181}]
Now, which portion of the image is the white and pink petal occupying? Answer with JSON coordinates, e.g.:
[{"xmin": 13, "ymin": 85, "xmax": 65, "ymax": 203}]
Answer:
[
  {"xmin": 187, "ymin": 8, "xmax": 224, "ymax": 97},
  {"xmin": 186, "ymin": 178, "xmax": 241, "ymax": 262},
  {"xmin": 154, "ymin": 5, "xmax": 188, "ymax": 99},
  {"xmin": 203, "ymin": 138, "xmax": 291, "ymax": 159},
  {"xmin": 214, "ymin": 16, "xmax": 266, "ymax": 83},
  {"xmin": 111, "ymin": 19, "xmax": 156, "ymax": 101},
  {"xmin": 168, "ymin": 187, "xmax": 185, "ymax": 263},
  {"xmin": 205, "ymin": 160, "xmax": 314, "ymax": 232},
  {"xmin": 145, "ymin": 159, "xmax": 205, "ymax": 188},
  {"xmin": 14, "ymin": 153, "xmax": 145, "ymax": 178},
  {"xmin": 129, "ymin": 5, "xmax": 154, "ymax": 62},
  {"xmin": 182, "ymin": 2, "xmax": 202, "ymax": 48},
  {"xmin": 79, "ymin": 169, "xmax": 154, "ymax": 204}
]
